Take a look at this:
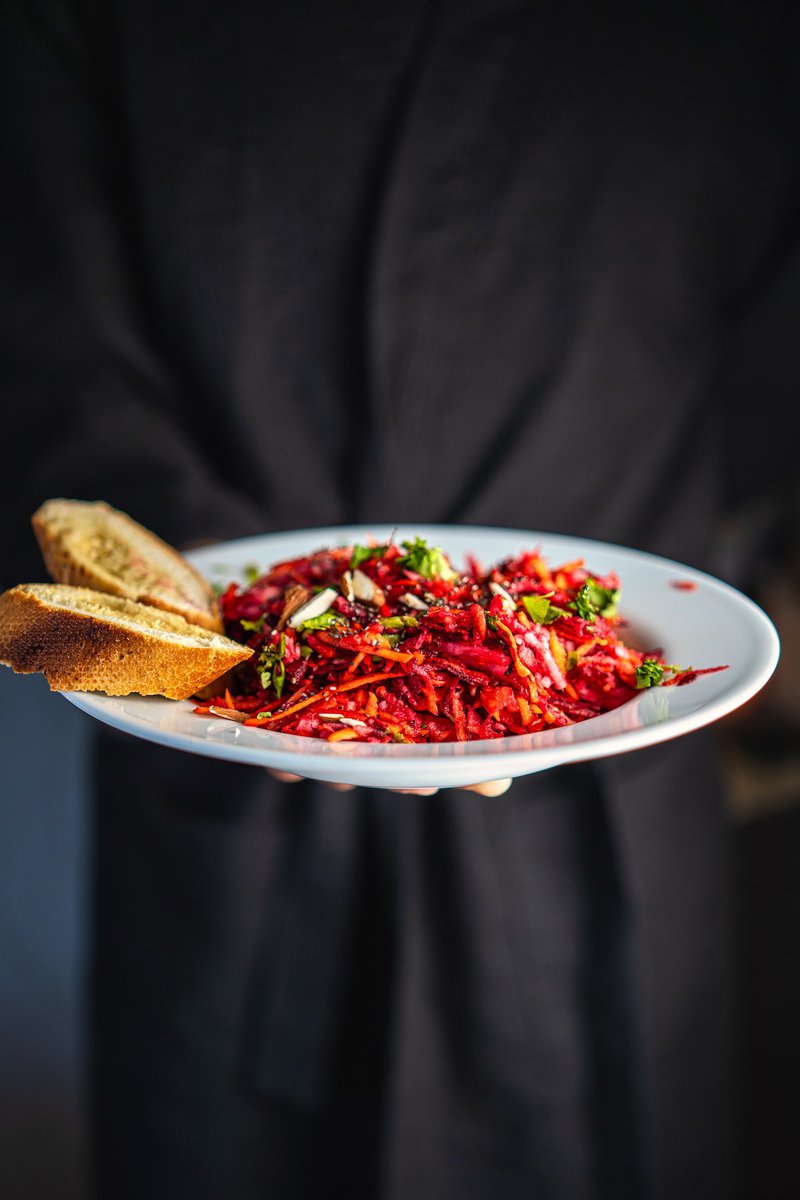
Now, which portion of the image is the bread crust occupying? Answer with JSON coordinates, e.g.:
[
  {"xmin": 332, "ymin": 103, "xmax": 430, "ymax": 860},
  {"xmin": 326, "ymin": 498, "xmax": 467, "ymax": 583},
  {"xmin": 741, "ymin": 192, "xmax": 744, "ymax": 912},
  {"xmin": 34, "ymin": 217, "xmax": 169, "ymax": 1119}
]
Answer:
[
  {"xmin": 32, "ymin": 499, "xmax": 224, "ymax": 633},
  {"xmin": 0, "ymin": 585, "xmax": 251, "ymax": 700}
]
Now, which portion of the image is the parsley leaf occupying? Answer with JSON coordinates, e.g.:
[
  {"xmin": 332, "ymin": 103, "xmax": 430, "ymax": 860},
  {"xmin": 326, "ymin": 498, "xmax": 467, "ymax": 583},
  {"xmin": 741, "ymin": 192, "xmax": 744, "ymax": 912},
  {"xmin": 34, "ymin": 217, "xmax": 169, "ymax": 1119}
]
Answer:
[
  {"xmin": 398, "ymin": 537, "xmax": 457, "ymax": 580},
  {"xmin": 571, "ymin": 580, "xmax": 620, "ymax": 622},
  {"xmin": 379, "ymin": 615, "xmax": 419, "ymax": 629},
  {"xmin": 297, "ymin": 612, "xmax": 344, "ymax": 631},
  {"xmin": 257, "ymin": 633, "xmax": 287, "ymax": 696},
  {"xmin": 521, "ymin": 594, "xmax": 551, "ymax": 622},
  {"xmin": 240, "ymin": 615, "xmax": 266, "ymax": 633},
  {"xmin": 243, "ymin": 563, "xmax": 261, "ymax": 583},
  {"xmin": 350, "ymin": 544, "xmax": 386, "ymax": 571},
  {"xmin": 635, "ymin": 659, "xmax": 664, "ymax": 688},
  {"xmin": 273, "ymin": 657, "xmax": 286, "ymax": 697},
  {"xmin": 520, "ymin": 592, "xmax": 570, "ymax": 624}
]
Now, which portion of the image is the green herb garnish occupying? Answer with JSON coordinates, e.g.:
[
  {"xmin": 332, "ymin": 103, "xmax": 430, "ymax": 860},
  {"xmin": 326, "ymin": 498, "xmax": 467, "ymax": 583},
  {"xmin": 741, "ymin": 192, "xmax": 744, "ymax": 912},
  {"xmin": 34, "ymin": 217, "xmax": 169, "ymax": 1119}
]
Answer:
[
  {"xmin": 520, "ymin": 592, "xmax": 570, "ymax": 624},
  {"xmin": 273, "ymin": 654, "xmax": 286, "ymax": 697},
  {"xmin": 298, "ymin": 612, "xmax": 345, "ymax": 631},
  {"xmin": 635, "ymin": 659, "xmax": 664, "ymax": 688},
  {"xmin": 240, "ymin": 615, "xmax": 266, "ymax": 633},
  {"xmin": 350, "ymin": 544, "xmax": 387, "ymax": 571},
  {"xmin": 398, "ymin": 537, "xmax": 457, "ymax": 580},
  {"xmin": 258, "ymin": 633, "xmax": 287, "ymax": 697},
  {"xmin": 379, "ymin": 615, "xmax": 419, "ymax": 630},
  {"xmin": 571, "ymin": 580, "xmax": 620, "ymax": 622}
]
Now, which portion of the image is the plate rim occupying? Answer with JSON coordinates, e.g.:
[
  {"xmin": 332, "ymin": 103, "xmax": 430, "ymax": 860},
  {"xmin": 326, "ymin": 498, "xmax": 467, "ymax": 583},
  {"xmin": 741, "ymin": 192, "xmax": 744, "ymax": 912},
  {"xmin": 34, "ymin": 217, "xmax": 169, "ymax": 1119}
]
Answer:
[{"xmin": 61, "ymin": 523, "xmax": 781, "ymax": 786}]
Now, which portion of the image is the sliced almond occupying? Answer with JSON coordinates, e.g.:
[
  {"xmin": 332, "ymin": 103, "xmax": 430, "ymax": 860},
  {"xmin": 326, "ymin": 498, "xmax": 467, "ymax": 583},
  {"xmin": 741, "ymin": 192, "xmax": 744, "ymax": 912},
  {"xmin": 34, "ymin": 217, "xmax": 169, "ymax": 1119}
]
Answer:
[
  {"xmin": 277, "ymin": 583, "xmax": 312, "ymax": 630},
  {"xmin": 352, "ymin": 568, "xmax": 386, "ymax": 607},
  {"xmin": 207, "ymin": 705, "xmax": 248, "ymax": 723},
  {"xmin": 317, "ymin": 713, "xmax": 369, "ymax": 728},
  {"xmin": 399, "ymin": 592, "xmax": 429, "ymax": 611},
  {"xmin": 287, "ymin": 586, "xmax": 339, "ymax": 628},
  {"xmin": 340, "ymin": 570, "xmax": 355, "ymax": 602},
  {"xmin": 489, "ymin": 581, "xmax": 516, "ymax": 610}
]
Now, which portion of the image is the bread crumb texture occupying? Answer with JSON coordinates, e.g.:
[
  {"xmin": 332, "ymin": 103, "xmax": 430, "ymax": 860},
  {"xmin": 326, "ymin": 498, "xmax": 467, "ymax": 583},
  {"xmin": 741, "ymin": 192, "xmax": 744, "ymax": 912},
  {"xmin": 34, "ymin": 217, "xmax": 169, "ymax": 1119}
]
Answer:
[{"xmin": 32, "ymin": 498, "xmax": 223, "ymax": 631}]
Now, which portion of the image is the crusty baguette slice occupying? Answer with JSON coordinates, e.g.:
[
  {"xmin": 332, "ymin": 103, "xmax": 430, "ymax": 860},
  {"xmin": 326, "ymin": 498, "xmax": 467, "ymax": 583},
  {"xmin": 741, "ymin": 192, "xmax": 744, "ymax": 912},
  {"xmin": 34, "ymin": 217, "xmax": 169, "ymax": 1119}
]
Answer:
[
  {"xmin": 32, "ymin": 499, "xmax": 223, "ymax": 632},
  {"xmin": 0, "ymin": 584, "xmax": 252, "ymax": 700}
]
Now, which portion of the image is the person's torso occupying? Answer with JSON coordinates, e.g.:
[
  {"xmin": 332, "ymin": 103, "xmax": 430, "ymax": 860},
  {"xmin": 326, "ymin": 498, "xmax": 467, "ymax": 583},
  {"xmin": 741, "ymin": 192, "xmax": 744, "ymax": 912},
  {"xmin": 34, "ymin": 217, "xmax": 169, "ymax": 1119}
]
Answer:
[{"xmin": 107, "ymin": 0, "xmax": 798, "ymax": 568}]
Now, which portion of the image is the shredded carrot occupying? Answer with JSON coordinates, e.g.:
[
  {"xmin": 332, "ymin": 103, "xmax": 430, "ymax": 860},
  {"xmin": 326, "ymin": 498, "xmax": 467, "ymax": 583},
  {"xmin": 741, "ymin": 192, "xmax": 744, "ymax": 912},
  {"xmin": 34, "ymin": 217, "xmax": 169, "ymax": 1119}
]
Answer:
[
  {"xmin": 210, "ymin": 539, "xmax": 720, "ymax": 744},
  {"xmin": 549, "ymin": 628, "xmax": 567, "ymax": 676},
  {"xmin": 245, "ymin": 688, "xmax": 332, "ymax": 725},
  {"xmin": 368, "ymin": 647, "xmax": 414, "ymax": 664},
  {"xmin": 496, "ymin": 620, "xmax": 532, "ymax": 678},
  {"xmin": 343, "ymin": 651, "xmax": 366, "ymax": 678},
  {"xmin": 337, "ymin": 670, "xmax": 400, "ymax": 693}
]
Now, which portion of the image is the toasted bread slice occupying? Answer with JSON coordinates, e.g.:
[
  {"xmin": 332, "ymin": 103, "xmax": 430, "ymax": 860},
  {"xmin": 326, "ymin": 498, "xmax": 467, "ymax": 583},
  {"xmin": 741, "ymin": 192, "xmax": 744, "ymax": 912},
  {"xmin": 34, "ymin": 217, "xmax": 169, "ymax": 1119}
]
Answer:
[
  {"xmin": 0, "ymin": 584, "xmax": 252, "ymax": 700},
  {"xmin": 32, "ymin": 499, "xmax": 223, "ymax": 632}
]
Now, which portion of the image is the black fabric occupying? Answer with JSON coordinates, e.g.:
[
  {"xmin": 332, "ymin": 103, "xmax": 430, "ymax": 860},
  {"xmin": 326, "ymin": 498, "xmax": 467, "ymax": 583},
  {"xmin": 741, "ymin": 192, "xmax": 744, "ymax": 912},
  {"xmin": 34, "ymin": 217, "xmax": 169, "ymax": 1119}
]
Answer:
[
  {"xmin": 3, "ymin": 0, "xmax": 799, "ymax": 572},
  {"xmin": 91, "ymin": 735, "xmax": 652, "ymax": 1200},
  {"xmin": 2, "ymin": 1, "xmax": 799, "ymax": 1197}
]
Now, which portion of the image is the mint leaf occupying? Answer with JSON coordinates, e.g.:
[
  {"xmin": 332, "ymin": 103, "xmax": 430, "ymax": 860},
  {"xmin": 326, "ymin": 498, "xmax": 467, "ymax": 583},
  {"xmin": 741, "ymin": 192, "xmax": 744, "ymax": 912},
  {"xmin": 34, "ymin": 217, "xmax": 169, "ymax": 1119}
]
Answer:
[
  {"xmin": 398, "ymin": 537, "xmax": 456, "ymax": 580},
  {"xmin": 521, "ymin": 594, "xmax": 551, "ymax": 622},
  {"xmin": 350, "ymin": 544, "xmax": 386, "ymax": 571},
  {"xmin": 572, "ymin": 580, "xmax": 620, "ymax": 622},
  {"xmin": 521, "ymin": 593, "xmax": 571, "ymax": 624},
  {"xmin": 591, "ymin": 582, "xmax": 620, "ymax": 617},
  {"xmin": 635, "ymin": 659, "xmax": 664, "ymax": 688}
]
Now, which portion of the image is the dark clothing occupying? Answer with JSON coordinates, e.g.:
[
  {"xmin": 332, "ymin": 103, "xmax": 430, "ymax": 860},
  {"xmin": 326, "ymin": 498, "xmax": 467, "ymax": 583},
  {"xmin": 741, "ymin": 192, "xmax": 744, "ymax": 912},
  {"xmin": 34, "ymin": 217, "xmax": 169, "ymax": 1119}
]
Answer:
[
  {"xmin": 2, "ymin": 1, "xmax": 799, "ymax": 1197},
  {"xmin": 90, "ymin": 734, "xmax": 731, "ymax": 1200}
]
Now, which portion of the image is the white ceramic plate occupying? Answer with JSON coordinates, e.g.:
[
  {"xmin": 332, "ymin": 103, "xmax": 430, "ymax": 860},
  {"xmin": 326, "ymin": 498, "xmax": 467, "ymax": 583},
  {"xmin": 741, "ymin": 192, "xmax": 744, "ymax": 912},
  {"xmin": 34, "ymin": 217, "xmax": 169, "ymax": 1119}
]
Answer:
[{"xmin": 63, "ymin": 525, "xmax": 780, "ymax": 789}]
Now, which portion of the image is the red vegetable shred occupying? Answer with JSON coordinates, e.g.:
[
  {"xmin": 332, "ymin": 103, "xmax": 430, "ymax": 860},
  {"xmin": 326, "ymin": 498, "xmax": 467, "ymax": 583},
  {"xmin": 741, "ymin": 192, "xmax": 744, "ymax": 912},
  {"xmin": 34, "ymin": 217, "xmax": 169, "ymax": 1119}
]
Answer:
[{"xmin": 193, "ymin": 538, "xmax": 726, "ymax": 743}]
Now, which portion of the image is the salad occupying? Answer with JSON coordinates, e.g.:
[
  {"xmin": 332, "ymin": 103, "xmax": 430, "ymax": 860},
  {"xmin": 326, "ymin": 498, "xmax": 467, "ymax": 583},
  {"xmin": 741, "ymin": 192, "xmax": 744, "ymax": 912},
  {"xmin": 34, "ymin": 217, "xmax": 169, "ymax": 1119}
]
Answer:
[{"xmin": 195, "ymin": 537, "xmax": 724, "ymax": 743}]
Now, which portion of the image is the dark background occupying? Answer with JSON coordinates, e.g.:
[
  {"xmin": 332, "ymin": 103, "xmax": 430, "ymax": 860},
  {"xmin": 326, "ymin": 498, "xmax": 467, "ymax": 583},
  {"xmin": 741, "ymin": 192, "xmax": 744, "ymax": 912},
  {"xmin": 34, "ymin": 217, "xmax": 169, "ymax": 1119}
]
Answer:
[
  {"xmin": 2, "ymin": 609, "xmax": 800, "ymax": 1200},
  {"xmin": 2, "ymin": 0, "xmax": 800, "ymax": 1194}
]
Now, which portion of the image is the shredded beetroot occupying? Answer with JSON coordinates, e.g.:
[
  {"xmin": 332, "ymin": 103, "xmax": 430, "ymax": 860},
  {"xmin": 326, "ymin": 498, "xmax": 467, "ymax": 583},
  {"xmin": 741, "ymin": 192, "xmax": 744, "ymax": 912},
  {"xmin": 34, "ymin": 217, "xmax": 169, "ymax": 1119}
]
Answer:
[{"xmin": 192, "ymin": 538, "xmax": 726, "ymax": 743}]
